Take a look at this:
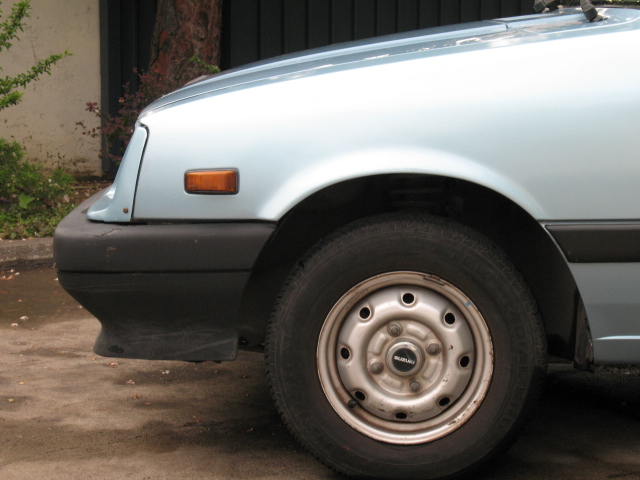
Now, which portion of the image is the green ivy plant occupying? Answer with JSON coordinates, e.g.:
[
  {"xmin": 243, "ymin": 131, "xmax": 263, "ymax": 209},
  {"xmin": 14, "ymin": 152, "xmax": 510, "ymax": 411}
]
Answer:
[
  {"xmin": 0, "ymin": 0, "xmax": 73, "ymax": 239},
  {"xmin": 0, "ymin": 0, "xmax": 70, "ymax": 111}
]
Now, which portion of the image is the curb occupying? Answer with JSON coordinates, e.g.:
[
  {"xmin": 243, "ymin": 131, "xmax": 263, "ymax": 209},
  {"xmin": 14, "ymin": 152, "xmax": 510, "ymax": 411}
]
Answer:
[{"xmin": 0, "ymin": 237, "xmax": 54, "ymax": 270}]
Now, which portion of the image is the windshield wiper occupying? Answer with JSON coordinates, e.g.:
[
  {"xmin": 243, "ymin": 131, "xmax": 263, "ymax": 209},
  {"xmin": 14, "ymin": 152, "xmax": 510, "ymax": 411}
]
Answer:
[
  {"xmin": 533, "ymin": 0, "xmax": 604, "ymax": 21},
  {"xmin": 579, "ymin": 0, "xmax": 604, "ymax": 21}
]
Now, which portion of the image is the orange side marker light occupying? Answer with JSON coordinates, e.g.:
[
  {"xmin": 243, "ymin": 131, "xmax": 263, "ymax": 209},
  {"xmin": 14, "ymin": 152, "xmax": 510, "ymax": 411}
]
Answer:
[{"xmin": 185, "ymin": 169, "xmax": 238, "ymax": 194}]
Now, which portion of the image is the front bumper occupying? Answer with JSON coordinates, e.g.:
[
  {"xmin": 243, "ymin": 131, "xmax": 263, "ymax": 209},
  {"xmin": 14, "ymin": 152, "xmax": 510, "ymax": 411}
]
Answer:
[{"xmin": 54, "ymin": 192, "xmax": 276, "ymax": 361}]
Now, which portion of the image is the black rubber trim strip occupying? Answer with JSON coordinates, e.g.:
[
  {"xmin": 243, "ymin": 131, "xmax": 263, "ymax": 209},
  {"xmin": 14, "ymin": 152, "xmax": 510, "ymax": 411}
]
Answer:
[
  {"xmin": 547, "ymin": 223, "xmax": 640, "ymax": 263},
  {"xmin": 54, "ymin": 193, "xmax": 276, "ymax": 273}
]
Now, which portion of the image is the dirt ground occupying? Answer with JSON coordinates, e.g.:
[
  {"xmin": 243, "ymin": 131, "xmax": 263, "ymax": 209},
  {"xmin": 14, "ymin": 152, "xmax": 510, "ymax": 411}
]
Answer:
[{"xmin": 2, "ymin": 264, "xmax": 640, "ymax": 480}]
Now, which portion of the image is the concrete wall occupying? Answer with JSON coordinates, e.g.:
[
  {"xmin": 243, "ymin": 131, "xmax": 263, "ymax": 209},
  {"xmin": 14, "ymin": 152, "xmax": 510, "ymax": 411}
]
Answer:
[{"xmin": 0, "ymin": 0, "xmax": 101, "ymax": 176}]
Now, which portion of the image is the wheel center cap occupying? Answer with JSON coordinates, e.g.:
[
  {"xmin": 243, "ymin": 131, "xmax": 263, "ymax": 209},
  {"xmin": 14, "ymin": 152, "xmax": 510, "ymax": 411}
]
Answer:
[
  {"xmin": 392, "ymin": 348, "xmax": 418, "ymax": 371},
  {"xmin": 386, "ymin": 341, "xmax": 423, "ymax": 376}
]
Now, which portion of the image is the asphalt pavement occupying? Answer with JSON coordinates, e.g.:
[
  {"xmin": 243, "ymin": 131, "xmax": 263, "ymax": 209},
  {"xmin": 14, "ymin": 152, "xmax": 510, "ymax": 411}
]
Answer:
[{"xmin": 2, "ymin": 263, "xmax": 640, "ymax": 480}]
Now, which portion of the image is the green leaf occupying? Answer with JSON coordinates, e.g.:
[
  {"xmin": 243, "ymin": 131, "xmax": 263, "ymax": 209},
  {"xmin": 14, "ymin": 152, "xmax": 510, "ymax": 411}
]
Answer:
[{"xmin": 17, "ymin": 192, "xmax": 35, "ymax": 209}]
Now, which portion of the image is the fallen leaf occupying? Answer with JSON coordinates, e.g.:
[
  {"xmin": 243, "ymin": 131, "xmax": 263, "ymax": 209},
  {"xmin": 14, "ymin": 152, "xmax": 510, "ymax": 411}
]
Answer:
[
  {"xmin": 10, "ymin": 323, "xmax": 18, "ymax": 327},
  {"xmin": 19, "ymin": 316, "xmax": 28, "ymax": 321},
  {"xmin": 126, "ymin": 379, "xmax": 136, "ymax": 384},
  {"xmin": 161, "ymin": 370, "xmax": 170, "ymax": 375}
]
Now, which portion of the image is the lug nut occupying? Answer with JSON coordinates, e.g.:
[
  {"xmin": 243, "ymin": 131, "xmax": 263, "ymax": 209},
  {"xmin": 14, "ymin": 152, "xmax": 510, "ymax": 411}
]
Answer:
[
  {"xmin": 387, "ymin": 322, "xmax": 403, "ymax": 336},
  {"xmin": 348, "ymin": 399, "xmax": 357, "ymax": 409},
  {"xmin": 370, "ymin": 362, "xmax": 383, "ymax": 374},
  {"xmin": 409, "ymin": 380, "xmax": 421, "ymax": 392},
  {"xmin": 427, "ymin": 342, "xmax": 441, "ymax": 355}
]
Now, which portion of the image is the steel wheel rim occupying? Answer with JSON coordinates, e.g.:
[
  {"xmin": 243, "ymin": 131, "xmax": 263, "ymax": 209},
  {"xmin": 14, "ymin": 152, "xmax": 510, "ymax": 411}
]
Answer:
[{"xmin": 317, "ymin": 271, "xmax": 493, "ymax": 445}]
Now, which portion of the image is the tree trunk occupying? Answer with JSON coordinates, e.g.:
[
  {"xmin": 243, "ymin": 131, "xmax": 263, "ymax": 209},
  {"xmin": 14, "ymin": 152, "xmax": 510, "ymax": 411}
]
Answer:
[{"xmin": 149, "ymin": 0, "xmax": 223, "ymax": 88}]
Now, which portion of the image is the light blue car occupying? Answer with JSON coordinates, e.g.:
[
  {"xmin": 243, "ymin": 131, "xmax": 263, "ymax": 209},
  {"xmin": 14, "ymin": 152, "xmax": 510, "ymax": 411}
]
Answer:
[{"xmin": 54, "ymin": 4, "xmax": 640, "ymax": 479}]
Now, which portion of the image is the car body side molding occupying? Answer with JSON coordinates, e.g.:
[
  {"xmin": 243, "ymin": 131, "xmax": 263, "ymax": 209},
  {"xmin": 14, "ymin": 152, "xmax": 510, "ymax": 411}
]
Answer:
[{"xmin": 547, "ymin": 223, "xmax": 640, "ymax": 263}]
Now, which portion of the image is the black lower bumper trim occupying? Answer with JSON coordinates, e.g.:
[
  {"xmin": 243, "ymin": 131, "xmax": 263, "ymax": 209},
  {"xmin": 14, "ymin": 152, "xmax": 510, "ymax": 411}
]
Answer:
[
  {"xmin": 54, "ymin": 196, "xmax": 278, "ymax": 361},
  {"xmin": 59, "ymin": 270, "xmax": 249, "ymax": 361}
]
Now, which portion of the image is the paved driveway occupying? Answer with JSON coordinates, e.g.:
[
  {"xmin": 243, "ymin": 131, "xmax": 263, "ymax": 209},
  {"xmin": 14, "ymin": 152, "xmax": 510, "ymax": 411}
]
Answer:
[{"xmin": 1, "ymin": 265, "xmax": 640, "ymax": 479}]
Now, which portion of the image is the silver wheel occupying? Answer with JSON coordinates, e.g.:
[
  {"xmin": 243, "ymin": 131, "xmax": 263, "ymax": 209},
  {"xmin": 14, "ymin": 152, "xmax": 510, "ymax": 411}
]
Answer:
[{"xmin": 317, "ymin": 271, "xmax": 493, "ymax": 444}]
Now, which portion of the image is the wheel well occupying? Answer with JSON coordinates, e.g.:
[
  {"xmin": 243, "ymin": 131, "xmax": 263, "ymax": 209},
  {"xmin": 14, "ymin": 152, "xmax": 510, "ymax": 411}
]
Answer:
[{"xmin": 238, "ymin": 174, "xmax": 580, "ymax": 360}]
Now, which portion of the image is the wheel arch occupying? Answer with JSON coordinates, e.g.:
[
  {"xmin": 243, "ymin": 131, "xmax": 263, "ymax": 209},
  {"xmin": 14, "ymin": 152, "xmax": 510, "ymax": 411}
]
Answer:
[
  {"xmin": 254, "ymin": 148, "xmax": 548, "ymax": 221},
  {"xmin": 238, "ymin": 173, "xmax": 582, "ymax": 361}
]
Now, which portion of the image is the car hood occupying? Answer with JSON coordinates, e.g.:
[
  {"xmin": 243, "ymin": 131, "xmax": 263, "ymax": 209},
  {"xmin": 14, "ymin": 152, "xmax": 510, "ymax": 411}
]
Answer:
[{"xmin": 140, "ymin": 7, "xmax": 640, "ymax": 117}]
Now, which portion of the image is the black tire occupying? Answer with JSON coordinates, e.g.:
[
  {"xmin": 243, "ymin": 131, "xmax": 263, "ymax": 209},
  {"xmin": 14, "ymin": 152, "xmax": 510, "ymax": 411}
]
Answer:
[{"xmin": 265, "ymin": 213, "xmax": 546, "ymax": 480}]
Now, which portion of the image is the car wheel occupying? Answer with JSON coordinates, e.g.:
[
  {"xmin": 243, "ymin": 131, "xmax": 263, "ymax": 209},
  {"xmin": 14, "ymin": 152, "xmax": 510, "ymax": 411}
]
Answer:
[{"xmin": 265, "ymin": 213, "xmax": 546, "ymax": 480}]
